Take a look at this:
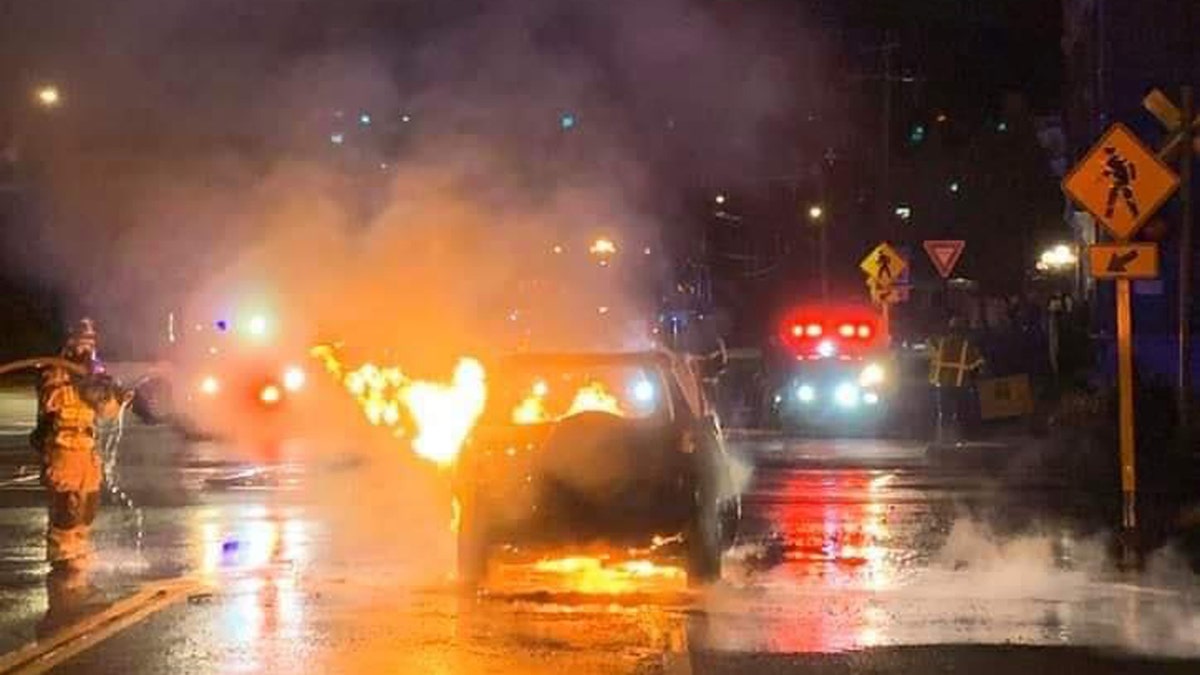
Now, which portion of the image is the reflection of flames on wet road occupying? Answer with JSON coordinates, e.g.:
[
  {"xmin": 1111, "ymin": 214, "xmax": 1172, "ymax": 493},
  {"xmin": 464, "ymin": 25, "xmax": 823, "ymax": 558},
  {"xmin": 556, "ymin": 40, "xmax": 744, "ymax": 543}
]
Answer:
[
  {"xmin": 530, "ymin": 556, "xmax": 685, "ymax": 594},
  {"xmin": 310, "ymin": 344, "xmax": 485, "ymax": 466}
]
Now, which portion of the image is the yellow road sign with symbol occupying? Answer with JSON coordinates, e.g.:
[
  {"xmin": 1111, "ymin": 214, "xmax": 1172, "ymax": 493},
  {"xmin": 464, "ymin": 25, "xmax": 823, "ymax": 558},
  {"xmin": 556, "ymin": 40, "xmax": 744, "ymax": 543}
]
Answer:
[
  {"xmin": 1062, "ymin": 123, "xmax": 1179, "ymax": 241},
  {"xmin": 1088, "ymin": 243, "xmax": 1160, "ymax": 280},
  {"xmin": 859, "ymin": 242, "xmax": 906, "ymax": 286}
]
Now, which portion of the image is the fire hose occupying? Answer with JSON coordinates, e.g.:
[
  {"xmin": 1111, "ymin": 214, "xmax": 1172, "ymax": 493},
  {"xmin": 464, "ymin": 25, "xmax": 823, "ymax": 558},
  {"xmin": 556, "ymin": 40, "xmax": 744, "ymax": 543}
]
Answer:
[{"xmin": 0, "ymin": 356, "xmax": 89, "ymax": 378}]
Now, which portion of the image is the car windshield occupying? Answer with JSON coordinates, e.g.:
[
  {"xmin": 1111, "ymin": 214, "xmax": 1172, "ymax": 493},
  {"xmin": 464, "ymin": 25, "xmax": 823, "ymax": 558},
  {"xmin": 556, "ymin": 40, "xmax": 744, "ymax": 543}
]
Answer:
[{"xmin": 485, "ymin": 360, "xmax": 669, "ymax": 426}]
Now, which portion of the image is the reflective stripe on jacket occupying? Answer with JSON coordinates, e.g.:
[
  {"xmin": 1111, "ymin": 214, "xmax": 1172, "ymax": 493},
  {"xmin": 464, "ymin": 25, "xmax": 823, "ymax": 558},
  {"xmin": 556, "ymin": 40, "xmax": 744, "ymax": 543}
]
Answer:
[{"xmin": 929, "ymin": 335, "xmax": 985, "ymax": 388}]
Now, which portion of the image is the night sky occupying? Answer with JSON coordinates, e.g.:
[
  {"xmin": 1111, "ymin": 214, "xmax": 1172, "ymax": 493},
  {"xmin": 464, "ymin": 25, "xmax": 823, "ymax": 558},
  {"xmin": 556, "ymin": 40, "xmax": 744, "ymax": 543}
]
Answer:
[{"xmin": 0, "ymin": 0, "xmax": 1065, "ymax": 131}]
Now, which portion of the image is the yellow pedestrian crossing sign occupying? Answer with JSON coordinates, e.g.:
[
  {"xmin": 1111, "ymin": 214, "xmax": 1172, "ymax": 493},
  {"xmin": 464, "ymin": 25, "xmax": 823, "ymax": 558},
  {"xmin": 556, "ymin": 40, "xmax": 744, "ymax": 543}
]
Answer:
[
  {"xmin": 860, "ymin": 242, "xmax": 906, "ymax": 286},
  {"xmin": 1062, "ymin": 123, "xmax": 1179, "ymax": 241}
]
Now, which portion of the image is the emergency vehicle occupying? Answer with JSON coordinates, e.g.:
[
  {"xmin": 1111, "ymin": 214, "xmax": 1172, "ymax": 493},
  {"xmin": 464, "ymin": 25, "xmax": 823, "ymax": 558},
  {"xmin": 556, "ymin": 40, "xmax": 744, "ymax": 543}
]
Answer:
[
  {"xmin": 763, "ymin": 303, "xmax": 895, "ymax": 433},
  {"xmin": 131, "ymin": 306, "xmax": 316, "ymax": 447}
]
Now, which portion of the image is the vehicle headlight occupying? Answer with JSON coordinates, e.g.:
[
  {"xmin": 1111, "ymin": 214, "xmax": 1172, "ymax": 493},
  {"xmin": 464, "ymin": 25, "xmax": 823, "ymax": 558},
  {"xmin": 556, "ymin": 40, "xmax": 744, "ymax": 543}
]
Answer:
[
  {"xmin": 834, "ymin": 382, "xmax": 860, "ymax": 408},
  {"xmin": 247, "ymin": 314, "xmax": 269, "ymax": 337},
  {"xmin": 859, "ymin": 363, "xmax": 885, "ymax": 387},
  {"xmin": 199, "ymin": 375, "xmax": 220, "ymax": 396},
  {"xmin": 282, "ymin": 366, "xmax": 306, "ymax": 392},
  {"xmin": 796, "ymin": 384, "xmax": 816, "ymax": 403},
  {"xmin": 632, "ymin": 379, "xmax": 655, "ymax": 403},
  {"xmin": 817, "ymin": 339, "xmax": 837, "ymax": 358}
]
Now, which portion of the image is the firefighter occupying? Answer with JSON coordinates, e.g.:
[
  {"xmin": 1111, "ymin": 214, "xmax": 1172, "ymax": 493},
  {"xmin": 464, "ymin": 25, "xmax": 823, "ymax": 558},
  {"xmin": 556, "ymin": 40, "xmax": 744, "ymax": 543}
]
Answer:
[
  {"xmin": 30, "ymin": 318, "xmax": 128, "ymax": 572},
  {"xmin": 928, "ymin": 317, "xmax": 985, "ymax": 442}
]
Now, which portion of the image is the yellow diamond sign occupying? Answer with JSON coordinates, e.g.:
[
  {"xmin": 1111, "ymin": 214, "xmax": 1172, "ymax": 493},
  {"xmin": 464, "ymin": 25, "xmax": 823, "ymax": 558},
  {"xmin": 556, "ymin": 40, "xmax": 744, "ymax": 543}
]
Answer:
[
  {"xmin": 860, "ymin": 242, "xmax": 906, "ymax": 286},
  {"xmin": 1062, "ymin": 123, "xmax": 1179, "ymax": 241}
]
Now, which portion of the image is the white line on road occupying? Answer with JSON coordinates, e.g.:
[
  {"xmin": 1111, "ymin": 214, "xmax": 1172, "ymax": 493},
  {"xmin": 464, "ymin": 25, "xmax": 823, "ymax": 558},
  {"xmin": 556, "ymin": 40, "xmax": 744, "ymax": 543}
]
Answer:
[{"xmin": 0, "ymin": 577, "xmax": 208, "ymax": 675}]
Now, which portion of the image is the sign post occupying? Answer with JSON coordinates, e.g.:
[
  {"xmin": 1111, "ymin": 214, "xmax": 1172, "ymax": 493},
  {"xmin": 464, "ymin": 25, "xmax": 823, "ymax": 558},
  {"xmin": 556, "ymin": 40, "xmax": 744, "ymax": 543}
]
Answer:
[
  {"xmin": 1115, "ymin": 277, "xmax": 1136, "ymax": 531},
  {"xmin": 1064, "ymin": 123, "xmax": 1180, "ymax": 563}
]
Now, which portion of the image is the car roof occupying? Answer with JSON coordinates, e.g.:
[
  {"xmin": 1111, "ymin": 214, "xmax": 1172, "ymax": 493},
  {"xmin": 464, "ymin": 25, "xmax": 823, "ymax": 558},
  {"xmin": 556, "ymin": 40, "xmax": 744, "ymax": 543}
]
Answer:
[
  {"xmin": 494, "ymin": 349, "xmax": 706, "ymax": 419},
  {"xmin": 495, "ymin": 351, "xmax": 675, "ymax": 370}
]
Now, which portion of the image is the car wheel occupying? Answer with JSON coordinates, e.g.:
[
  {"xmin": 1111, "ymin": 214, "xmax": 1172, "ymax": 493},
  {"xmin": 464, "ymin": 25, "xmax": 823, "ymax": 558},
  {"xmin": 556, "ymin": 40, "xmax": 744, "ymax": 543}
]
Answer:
[{"xmin": 456, "ymin": 492, "xmax": 490, "ymax": 589}]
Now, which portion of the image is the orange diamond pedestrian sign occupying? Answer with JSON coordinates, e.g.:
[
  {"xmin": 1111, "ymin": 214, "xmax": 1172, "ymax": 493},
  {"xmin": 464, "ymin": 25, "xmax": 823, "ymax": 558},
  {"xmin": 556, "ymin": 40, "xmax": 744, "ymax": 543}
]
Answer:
[
  {"xmin": 859, "ymin": 242, "xmax": 906, "ymax": 286},
  {"xmin": 1062, "ymin": 123, "xmax": 1179, "ymax": 241}
]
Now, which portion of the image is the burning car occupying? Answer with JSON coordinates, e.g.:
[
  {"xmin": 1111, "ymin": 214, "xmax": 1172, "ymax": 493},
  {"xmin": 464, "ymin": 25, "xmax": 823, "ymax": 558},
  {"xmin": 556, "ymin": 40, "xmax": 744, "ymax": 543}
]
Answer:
[{"xmin": 454, "ymin": 350, "xmax": 741, "ymax": 587}]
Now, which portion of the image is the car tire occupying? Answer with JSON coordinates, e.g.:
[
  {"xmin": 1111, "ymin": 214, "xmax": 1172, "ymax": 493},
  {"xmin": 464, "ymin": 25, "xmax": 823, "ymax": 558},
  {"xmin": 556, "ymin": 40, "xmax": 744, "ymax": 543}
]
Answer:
[{"xmin": 456, "ymin": 492, "xmax": 490, "ymax": 590}]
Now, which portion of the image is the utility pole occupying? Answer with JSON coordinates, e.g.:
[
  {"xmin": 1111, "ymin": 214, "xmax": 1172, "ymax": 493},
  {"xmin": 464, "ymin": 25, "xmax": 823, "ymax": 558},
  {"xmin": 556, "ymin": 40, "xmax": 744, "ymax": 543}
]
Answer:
[
  {"xmin": 880, "ymin": 34, "xmax": 899, "ymax": 243},
  {"xmin": 1180, "ymin": 0, "xmax": 1196, "ymax": 431},
  {"xmin": 811, "ymin": 149, "xmax": 836, "ymax": 302}
]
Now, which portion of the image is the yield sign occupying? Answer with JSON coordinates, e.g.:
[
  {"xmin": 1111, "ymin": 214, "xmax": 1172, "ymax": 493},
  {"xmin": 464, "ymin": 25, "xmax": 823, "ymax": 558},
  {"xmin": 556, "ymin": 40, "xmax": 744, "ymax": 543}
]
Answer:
[
  {"xmin": 923, "ymin": 240, "xmax": 965, "ymax": 279},
  {"xmin": 1062, "ymin": 123, "xmax": 1179, "ymax": 240}
]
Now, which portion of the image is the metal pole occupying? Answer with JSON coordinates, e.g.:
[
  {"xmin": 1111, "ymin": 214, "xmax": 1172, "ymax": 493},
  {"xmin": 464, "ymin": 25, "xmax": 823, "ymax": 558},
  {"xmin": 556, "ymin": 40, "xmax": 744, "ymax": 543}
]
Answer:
[
  {"xmin": 1178, "ymin": 86, "xmax": 1194, "ymax": 431},
  {"xmin": 881, "ymin": 36, "xmax": 894, "ymax": 242},
  {"xmin": 1116, "ymin": 278, "xmax": 1138, "ymax": 558},
  {"xmin": 819, "ymin": 219, "xmax": 829, "ymax": 302}
]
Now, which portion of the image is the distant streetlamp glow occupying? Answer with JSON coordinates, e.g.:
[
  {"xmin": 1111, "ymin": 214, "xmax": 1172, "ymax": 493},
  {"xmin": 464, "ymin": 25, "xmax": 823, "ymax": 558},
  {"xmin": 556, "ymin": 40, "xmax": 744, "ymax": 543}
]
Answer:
[
  {"xmin": 807, "ymin": 204, "xmax": 824, "ymax": 221},
  {"xmin": 35, "ymin": 85, "xmax": 61, "ymax": 108},
  {"xmin": 589, "ymin": 237, "xmax": 617, "ymax": 256},
  {"xmin": 714, "ymin": 194, "xmax": 727, "ymax": 205},
  {"xmin": 1036, "ymin": 244, "xmax": 1078, "ymax": 272}
]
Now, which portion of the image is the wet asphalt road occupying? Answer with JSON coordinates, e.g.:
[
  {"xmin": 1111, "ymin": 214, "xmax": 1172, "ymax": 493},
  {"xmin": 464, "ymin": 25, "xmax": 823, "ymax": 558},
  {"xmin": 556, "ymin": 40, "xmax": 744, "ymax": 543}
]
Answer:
[{"xmin": 2, "ymin": 404, "xmax": 1199, "ymax": 673}]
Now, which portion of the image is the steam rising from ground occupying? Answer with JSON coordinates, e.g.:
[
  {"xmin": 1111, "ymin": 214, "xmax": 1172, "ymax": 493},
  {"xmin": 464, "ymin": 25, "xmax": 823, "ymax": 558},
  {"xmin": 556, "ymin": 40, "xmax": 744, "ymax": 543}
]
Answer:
[{"xmin": 714, "ymin": 517, "xmax": 1200, "ymax": 658}]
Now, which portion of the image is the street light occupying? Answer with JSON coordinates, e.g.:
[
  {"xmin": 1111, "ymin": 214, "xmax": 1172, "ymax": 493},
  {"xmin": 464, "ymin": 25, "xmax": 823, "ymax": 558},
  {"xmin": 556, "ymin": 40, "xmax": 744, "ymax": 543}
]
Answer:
[
  {"xmin": 589, "ymin": 237, "xmax": 617, "ymax": 255},
  {"xmin": 34, "ymin": 85, "xmax": 61, "ymax": 109},
  {"xmin": 1036, "ymin": 243, "xmax": 1078, "ymax": 272},
  {"xmin": 807, "ymin": 204, "xmax": 824, "ymax": 221}
]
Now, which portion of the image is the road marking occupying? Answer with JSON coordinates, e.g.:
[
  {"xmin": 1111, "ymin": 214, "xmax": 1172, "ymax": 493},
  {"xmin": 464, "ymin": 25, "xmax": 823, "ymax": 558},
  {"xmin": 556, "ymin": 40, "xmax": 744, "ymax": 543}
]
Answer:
[
  {"xmin": 0, "ymin": 577, "xmax": 207, "ymax": 674},
  {"xmin": 1090, "ymin": 581, "xmax": 1186, "ymax": 599},
  {"xmin": 0, "ymin": 474, "xmax": 39, "ymax": 489}
]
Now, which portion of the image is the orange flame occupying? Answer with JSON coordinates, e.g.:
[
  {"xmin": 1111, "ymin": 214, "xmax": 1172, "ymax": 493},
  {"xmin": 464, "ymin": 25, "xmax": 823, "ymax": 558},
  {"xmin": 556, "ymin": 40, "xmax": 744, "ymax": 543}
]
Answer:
[
  {"xmin": 511, "ymin": 379, "xmax": 627, "ymax": 425},
  {"xmin": 531, "ymin": 555, "xmax": 685, "ymax": 594},
  {"xmin": 565, "ymin": 380, "xmax": 623, "ymax": 417},
  {"xmin": 311, "ymin": 345, "xmax": 486, "ymax": 466},
  {"xmin": 512, "ymin": 392, "xmax": 550, "ymax": 425}
]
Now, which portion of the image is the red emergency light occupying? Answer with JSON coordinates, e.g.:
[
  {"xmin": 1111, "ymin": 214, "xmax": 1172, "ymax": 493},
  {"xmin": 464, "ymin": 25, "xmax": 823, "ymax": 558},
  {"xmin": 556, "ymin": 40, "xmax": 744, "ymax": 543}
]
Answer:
[{"xmin": 778, "ymin": 304, "xmax": 882, "ymax": 358}]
